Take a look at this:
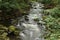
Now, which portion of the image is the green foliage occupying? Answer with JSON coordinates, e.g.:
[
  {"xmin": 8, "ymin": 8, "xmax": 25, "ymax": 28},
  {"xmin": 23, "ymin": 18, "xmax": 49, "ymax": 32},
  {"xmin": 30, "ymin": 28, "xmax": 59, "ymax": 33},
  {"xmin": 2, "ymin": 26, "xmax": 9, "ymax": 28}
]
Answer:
[
  {"xmin": 40, "ymin": 0, "xmax": 55, "ymax": 8},
  {"xmin": 44, "ymin": 7, "xmax": 60, "ymax": 18},
  {"xmin": 0, "ymin": 0, "xmax": 31, "ymax": 26},
  {"xmin": 8, "ymin": 25, "xmax": 16, "ymax": 32},
  {"xmin": 1, "ymin": 0, "xmax": 30, "ymax": 9},
  {"xmin": 39, "ymin": 0, "xmax": 60, "ymax": 9},
  {"xmin": 0, "ymin": 0, "xmax": 37, "ymax": 40},
  {"xmin": 41, "ymin": 0, "xmax": 60, "ymax": 39},
  {"xmin": 41, "ymin": 0, "xmax": 52, "ymax": 4},
  {"xmin": 41, "ymin": 0, "xmax": 60, "ymax": 5},
  {"xmin": 0, "ymin": 25, "xmax": 20, "ymax": 40},
  {"xmin": 43, "ymin": 6, "xmax": 60, "ymax": 40}
]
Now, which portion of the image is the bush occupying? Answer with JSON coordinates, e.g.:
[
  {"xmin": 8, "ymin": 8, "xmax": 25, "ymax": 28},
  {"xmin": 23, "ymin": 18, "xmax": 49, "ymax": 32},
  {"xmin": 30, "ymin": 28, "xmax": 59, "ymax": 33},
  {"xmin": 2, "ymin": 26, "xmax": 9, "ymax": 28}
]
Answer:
[
  {"xmin": 0, "ymin": 0, "xmax": 31, "ymax": 26},
  {"xmin": 0, "ymin": 0, "xmax": 32, "ymax": 40},
  {"xmin": 43, "ymin": 7, "xmax": 60, "ymax": 40}
]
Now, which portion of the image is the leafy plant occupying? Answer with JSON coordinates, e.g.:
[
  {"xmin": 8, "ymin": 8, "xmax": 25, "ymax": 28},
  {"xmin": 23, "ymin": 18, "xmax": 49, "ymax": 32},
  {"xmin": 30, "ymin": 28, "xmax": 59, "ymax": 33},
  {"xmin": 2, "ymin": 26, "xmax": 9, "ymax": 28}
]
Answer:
[{"xmin": 43, "ymin": 6, "xmax": 60, "ymax": 40}]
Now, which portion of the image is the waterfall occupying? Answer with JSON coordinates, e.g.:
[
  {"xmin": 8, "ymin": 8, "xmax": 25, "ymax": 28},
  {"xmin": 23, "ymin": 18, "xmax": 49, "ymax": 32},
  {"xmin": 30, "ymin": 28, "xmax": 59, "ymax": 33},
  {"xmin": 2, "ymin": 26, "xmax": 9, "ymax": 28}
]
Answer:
[{"xmin": 16, "ymin": 2, "xmax": 45, "ymax": 40}]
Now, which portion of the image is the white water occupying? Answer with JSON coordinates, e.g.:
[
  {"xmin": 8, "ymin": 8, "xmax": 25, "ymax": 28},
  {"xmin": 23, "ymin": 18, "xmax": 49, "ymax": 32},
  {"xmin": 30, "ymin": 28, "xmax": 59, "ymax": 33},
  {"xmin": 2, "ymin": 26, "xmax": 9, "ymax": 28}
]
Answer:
[{"xmin": 16, "ymin": 2, "xmax": 45, "ymax": 40}]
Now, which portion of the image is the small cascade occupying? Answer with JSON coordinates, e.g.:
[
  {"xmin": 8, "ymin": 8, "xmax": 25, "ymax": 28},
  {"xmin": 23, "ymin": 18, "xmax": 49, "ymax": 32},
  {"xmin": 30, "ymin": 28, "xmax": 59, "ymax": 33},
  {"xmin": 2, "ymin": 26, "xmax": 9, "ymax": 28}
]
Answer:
[{"xmin": 16, "ymin": 2, "xmax": 45, "ymax": 40}]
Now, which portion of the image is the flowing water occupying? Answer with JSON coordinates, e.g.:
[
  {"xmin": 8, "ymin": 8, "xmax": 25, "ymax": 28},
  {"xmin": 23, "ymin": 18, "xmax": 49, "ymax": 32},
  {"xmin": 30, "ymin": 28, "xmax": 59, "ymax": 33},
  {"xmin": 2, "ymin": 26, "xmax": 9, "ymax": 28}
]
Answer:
[{"xmin": 16, "ymin": 2, "xmax": 45, "ymax": 40}]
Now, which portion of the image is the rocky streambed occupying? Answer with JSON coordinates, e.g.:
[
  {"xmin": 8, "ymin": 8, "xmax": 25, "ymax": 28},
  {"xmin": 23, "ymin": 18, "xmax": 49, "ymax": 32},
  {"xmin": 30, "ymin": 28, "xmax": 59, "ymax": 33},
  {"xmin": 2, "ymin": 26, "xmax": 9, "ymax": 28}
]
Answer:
[{"xmin": 16, "ymin": 2, "xmax": 45, "ymax": 40}]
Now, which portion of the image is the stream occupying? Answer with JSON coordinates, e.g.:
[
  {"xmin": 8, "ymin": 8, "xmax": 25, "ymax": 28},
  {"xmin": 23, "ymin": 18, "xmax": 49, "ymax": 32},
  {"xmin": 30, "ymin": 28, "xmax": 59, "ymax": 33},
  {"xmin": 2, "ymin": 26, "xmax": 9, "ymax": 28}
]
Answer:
[{"xmin": 16, "ymin": 2, "xmax": 45, "ymax": 40}]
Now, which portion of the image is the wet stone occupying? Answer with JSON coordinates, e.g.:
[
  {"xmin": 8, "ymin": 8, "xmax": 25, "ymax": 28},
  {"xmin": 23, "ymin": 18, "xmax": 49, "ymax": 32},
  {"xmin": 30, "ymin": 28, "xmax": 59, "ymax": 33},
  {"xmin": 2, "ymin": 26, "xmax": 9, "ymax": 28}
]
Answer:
[{"xmin": 16, "ymin": 2, "xmax": 45, "ymax": 40}]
